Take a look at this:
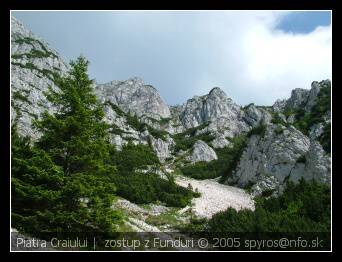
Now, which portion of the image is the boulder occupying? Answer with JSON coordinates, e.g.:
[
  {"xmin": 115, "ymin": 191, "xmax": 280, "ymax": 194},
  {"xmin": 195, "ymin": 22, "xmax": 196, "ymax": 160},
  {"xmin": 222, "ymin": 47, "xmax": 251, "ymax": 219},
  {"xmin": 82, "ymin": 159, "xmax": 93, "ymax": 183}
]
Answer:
[{"xmin": 186, "ymin": 140, "xmax": 218, "ymax": 163}]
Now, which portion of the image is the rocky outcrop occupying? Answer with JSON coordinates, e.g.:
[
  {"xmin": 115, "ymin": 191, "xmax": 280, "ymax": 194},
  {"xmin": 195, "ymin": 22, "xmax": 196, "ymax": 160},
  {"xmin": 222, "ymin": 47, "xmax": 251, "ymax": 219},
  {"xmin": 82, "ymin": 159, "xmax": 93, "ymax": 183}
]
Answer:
[
  {"xmin": 211, "ymin": 134, "xmax": 231, "ymax": 149},
  {"xmin": 272, "ymin": 79, "xmax": 331, "ymax": 113},
  {"xmin": 102, "ymin": 103, "xmax": 149, "ymax": 149},
  {"xmin": 242, "ymin": 104, "xmax": 272, "ymax": 127},
  {"xmin": 11, "ymin": 17, "xmax": 69, "ymax": 139},
  {"xmin": 226, "ymin": 124, "xmax": 331, "ymax": 196},
  {"xmin": 179, "ymin": 87, "xmax": 247, "ymax": 132},
  {"xmin": 186, "ymin": 140, "xmax": 218, "ymax": 163},
  {"xmin": 95, "ymin": 77, "xmax": 171, "ymax": 120},
  {"xmin": 272, "ymin": 99, "xmax": 287, "ymax": 113},
  {"xmin": 300, "ymin": 141, "xmax": 331, "ymax": 184},
  {"xmin": 149, "ymin": 135, "xmax": 175, "ymax": 162},
  {"xmin": 309, "ymin": 123, "xmax": 325, "ymax": 140},
  {"xmin": 285, "ymin": 88, "xmax": 310, "ymax": 110}
]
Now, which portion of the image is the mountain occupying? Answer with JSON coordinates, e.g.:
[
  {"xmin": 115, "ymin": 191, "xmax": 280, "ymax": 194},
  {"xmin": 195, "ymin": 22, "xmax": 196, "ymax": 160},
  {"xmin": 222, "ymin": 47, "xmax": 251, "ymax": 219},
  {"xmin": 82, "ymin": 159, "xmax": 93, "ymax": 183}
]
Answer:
[
  {"xmin": 95, "ymin": 77, "xmax": 171, "ymax": 119},
  {"xmin": 11, "ymin": 17, "xmax": 69, "ymax": 140},
  {"xmin": 11, "ymin": 16, "xmax": 331, "ymax": 198}
]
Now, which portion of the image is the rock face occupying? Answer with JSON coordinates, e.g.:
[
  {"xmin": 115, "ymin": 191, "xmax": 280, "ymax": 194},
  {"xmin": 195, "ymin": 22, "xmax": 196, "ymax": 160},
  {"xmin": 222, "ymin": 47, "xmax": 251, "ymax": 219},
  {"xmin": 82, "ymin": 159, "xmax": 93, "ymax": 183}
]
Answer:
[
  {"xmin": 95, "ymin": 77, "xmax": 171, "ymax": 120},
  {"xmin": 179, "ymin": 87, "xmax": 247, "ymax": 131},
  {"xmin": 227, "ymin": 124, "xmax": 331, "ymax": 196},
  {"xmin": 186, "ymin": 140, "xmax": 218, "ymax": 163},
  {"xmin": 11, "ymin": 17, "xmax": 69, "ymax": 139},
  {"xmin": 285, "ymin": 88, "xmax": 310, "ymax": 110},
  {"xmin": 149, "ymin": 135, "xmax": 175, "ymax": 162},
  {"xmin": 242, "ymin": 104, "xmax": 272, "ymax": 127},
  {"xmin": 272, "ymin": 79, "xmax": 331, "ymax": 113},
  {"xmin": 211, "ymin": 134, "xmax": 231, "ymax": 149}
]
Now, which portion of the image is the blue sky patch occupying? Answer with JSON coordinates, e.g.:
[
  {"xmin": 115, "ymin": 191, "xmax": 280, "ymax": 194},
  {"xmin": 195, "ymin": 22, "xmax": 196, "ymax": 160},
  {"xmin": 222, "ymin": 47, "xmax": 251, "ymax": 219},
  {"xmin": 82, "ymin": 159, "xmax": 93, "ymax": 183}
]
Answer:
[{"xmin": 276, "ymin": 11, "xmax": 331, "ymax": 34}]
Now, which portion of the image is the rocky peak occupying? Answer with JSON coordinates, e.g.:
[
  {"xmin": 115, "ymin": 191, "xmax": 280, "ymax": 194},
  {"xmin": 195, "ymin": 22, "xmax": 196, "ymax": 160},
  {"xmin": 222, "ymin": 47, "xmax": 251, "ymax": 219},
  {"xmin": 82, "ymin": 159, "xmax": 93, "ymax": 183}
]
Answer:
[
  {"xmin": 272, "ymin": 79, "xmax": 331, "ymax": 113},
  {"xmin": 286, "ymin": 88, "xmax": 310, "ymax": 110},
  {"xmin": 12, "ymin": 16, "xmax": 39, "ymax": 42},
  {"xmin": 95, "ymin": 77, "xmax": 171, "ymax": 120},
  {"xmin": 208, "ymin": 86, "xmax": 227, "ymax": 98},
  {"xmin": 179, "ymin": 86, "xmax": 244, "ymax": 130},
  {"xmin": 242, "ymin": 104, "xmax": 272, "ymax": 127},
  {"xmin": 305, "ymin": 80, "xmax": 330, "ymax": 111}
]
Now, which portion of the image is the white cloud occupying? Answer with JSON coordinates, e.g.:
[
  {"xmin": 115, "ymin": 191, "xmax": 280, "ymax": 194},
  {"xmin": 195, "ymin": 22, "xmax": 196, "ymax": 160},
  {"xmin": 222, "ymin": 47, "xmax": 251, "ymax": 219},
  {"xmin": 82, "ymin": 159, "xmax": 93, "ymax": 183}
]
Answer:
[
  {"xmin": 14, "ymin": 11, "xmax": 331, "ymax": 106},
  {"xmin": 189, "ymin": 11, "xmax": 332, "ymax": 105}
]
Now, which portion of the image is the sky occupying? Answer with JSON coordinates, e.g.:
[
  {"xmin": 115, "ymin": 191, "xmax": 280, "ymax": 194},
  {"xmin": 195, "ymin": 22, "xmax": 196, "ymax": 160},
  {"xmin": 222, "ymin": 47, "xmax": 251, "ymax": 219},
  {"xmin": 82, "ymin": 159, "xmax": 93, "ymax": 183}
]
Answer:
[{"xmin": 12, "ymin": 11, "xmax": 332, "ymax": 106}]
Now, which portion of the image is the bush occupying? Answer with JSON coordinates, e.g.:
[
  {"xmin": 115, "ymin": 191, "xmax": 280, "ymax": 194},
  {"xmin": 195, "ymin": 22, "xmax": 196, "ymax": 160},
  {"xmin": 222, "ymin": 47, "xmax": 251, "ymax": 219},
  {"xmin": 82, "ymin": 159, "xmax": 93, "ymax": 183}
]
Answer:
[
  {"xmin": 108, "ymin": 143, "xmax": 197, "ymax": 207},
  {"xmin": 271, "ymin": 113, "xmax": 288, "ymax": 126},
  {"xmin": 296, "ymin": 154, "xmax": 307, "ymax": 164},
  {"xmin": 147, "ymin": 126, "xmax": 168, "ymax": 141},
  {"xmin": 274, "ymin": 126, "xmax": 284, "ymax": 135},
  {"xmin": 207, "ymin": 179, "xmax": 331, "ymax": 234},
  {"xmin": 247, "ymin": 124, "xmax": 267, "ymax": 138},
  {"xmin": 109, "ymin": 142, "xmax": 160, "ymax": 174},
  {"xmin": 111, "ymin": 172, "xmax": 196, "ymax": 207},
  {"xmin": 319, "ymin": 123, "xmax": 331, "ymax": 154}
]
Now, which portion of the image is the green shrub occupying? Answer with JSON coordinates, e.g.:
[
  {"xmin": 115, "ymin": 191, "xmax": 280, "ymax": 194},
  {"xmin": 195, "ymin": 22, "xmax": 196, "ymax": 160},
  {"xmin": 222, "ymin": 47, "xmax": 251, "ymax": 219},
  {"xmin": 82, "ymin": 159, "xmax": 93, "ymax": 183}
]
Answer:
[
  {"xmin": 158, "ymin": 117, "xmax": 172, "ymax": 125},
  {"xmin": 12, "ymin": 90, "xmax": 31, "ymax": 104},
  {"xmin": 319, "ymin": 123, "xmax": 331, "ymax": 154},
  {"xmin": 109, "ymin": 142, "xmax": 160, "ymax": 174},
  {"xmin": 271, "ymin": 113, "xmax": 288, "ymax": 126},
  {"xmin": 274, "ymin": 126, "xmax": 284, "ymax": 135},
  {"xmin": 111, "ymin": 172, "xmax": 196, "ymax": 207},
  {"xmin": 207, "ymin": 179, "xmax": 331, "ymax": 233},
  {"xmin": 147, "ymin": 126, "xmax": 168, "ymax": 141},
  {"xmin": 296, "ymin": 154, "xmax": 307, "ymax": 164},
  {"xmin": 108, "ymin": 143, "xmax": 197, "ymax": 207},
  {"xmin": 247, "ymin": 124, "xmax": 267, "ymax": 138},
  {"xmin": 13, "ymin": 37, "xmax": 58, "ymax": 58}
]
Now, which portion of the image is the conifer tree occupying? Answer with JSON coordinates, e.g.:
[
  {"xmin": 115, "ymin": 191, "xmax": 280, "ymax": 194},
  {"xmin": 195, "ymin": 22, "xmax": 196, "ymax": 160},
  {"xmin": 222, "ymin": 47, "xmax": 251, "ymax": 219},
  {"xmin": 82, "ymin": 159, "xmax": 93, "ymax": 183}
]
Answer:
[
  {"xmin": 12, "ymin": 56, "xmax": 122, "ymax": 238},
  {"xmin": 11, "ymin": 124, "xmax": 64, "ymax": 233}
]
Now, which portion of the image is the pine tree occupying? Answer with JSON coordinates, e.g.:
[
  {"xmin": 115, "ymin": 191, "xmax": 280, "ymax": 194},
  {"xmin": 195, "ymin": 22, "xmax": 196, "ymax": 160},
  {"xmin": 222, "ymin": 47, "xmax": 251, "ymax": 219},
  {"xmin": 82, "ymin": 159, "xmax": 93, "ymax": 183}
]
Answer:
[
  {"xmin": 35, "ymin": 56, "xmax": 111, "ymax": 178},
  {"xmin": 12, "ymin": 56, "xmax": 122, "ymax": 239}
]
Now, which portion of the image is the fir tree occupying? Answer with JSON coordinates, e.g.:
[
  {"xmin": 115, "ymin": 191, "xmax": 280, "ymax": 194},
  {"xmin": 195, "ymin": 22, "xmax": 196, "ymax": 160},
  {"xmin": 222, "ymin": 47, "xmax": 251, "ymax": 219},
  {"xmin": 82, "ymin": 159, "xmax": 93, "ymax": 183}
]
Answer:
[{"xmin": 12, "ymin": 56, "xmax": 122, "ymax": 239}]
